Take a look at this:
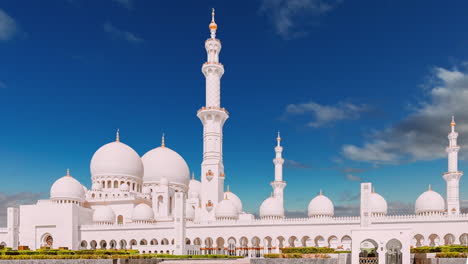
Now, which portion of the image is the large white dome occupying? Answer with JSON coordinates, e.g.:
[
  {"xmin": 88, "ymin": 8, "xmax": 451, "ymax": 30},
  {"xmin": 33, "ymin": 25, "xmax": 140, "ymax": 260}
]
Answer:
[
  {"xmin": 142, "ymin": 146, "xmax": 190, "ymax": 186},
  {"xmin": 215, "ymin": 198, "xmax": 239, "ymax": 219},
  {"xmin": 189, "ymin": 177, "xmax": 202, "ymax": 197},
  {"xmin": 415, "ymin": 186, "xmax": 445, "ymax": 214},
  {"xmin": 308, "ymin": 191, "xmax": 334, "ymax": 217},
  {"xmin": 50, "ymin": 171, "xmax": 85, "ymax": 202},
  {"xmin": 93, "ymin": 206, "xmax": 115, "ymax": 223},
  {"xmin": 224, "ymin": 188, "xmax": 243, "ymax": 213},
  {"xmin": 90, "ymin": 141, "xmax": 143, "ymax": 179},
  {"xmin": 369, "ymin": 191, "xmax": 387, "ymax": 215},
  {"xmin": 132, "ymin": 203, "xmax": 154, "ymax": 222},
  {"xmin": 259, "ymin": 197, "xmax": 284, "ymax": 219}
]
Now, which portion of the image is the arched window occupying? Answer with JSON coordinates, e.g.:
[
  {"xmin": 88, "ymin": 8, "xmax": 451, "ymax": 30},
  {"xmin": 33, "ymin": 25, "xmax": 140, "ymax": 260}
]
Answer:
[
  {"xmin": 114, "ymin": 181, "xmax": 118, "ymax": 188},
  {"xmin": 107, "ymin": 181, "xmax": 111, "ymax": 189},
  {"xmin": 117, "ymin": 215, "xmax": 124, "ymax": 224}
]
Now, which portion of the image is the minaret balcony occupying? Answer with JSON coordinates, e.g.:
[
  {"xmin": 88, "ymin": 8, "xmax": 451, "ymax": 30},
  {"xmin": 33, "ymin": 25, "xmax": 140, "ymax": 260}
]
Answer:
[
  {"xmin": 443, "ymin": 171, "xmax": 463, "ymax": 176},
  {"xmin": 197, "ymin": 106, "xmax": 229, "ymax": 115}
]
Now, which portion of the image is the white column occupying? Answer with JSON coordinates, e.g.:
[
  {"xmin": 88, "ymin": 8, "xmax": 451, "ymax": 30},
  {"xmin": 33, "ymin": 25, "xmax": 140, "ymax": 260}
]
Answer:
[
  {"xmin": 6, "ymin": 207, "xmax": 19, "ymax": 250},
  {"xmin": 173, "ymin": 192, "xmax": 186, "ymax": 255},
  {"xmin": 443, "ymin": 117, "xmax": 463, "ymax": 215},
  {"xmin": 360, "ymin": 183, "xmax": 372, "ymax": 227}
]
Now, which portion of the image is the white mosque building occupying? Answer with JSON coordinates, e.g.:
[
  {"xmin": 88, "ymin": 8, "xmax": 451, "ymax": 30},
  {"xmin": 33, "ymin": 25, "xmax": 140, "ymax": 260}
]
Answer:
[{"xmin": 0, "ymin": 9, "xmax": 467, "ymax": 264}]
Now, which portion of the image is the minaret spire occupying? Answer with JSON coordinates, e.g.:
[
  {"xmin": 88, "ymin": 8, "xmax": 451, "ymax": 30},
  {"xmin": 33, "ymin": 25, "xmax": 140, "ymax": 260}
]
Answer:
[
  {"xmin": 444, "ymin": 115, "xmax": 463, "ymax": 215},
  {"xmin": 116, "ymin": 128, "xmax": 120, "ymax": 142},
  {"xmin": 271, "ymin": 132, "xmax": 286, "ymax": 218},
  {"xmin": 198, "ymin": 9, "xmax": 228, "ymax": 215},
  {"xmin": 161, "ymin": 133, "xmax": 165, "ymax": 147}
]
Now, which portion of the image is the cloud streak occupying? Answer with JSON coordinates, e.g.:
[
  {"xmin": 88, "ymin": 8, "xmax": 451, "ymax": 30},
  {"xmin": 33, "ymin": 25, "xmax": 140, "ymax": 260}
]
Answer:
[
  {"xmin": 343, "ymin": 66, "xmax": 468, "ymax": 164},
  {"xmin": 103, "ymin": 22, "xmax": 143, "ymax": 43},
  {"xmin": 0, "ymin": 192, "xmax": 43, "ymax": 226},
  {"xmin": 285, "ymin": 101, "xmax": 369, "ymax": 127},
  {"xmin": 0, "ymin": 9, "xmax": 17, "ymax": 41},
  {"xmin": 260, "ymin": 0, "xmax": 342, "ymax": 38}
]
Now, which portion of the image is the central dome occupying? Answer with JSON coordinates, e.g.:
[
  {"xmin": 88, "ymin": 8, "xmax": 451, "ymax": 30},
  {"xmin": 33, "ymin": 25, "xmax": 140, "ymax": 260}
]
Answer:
[
  {"xmin": 142, "ymin": 146, "xmax": 190, "ymax": 186},
  {"xmin": 90, "ymin": 141, "xmax": 143, "ymax": 179},
  {"xmin": 308, "ymin": 191, "xmax": 334, "ymax": 217}
]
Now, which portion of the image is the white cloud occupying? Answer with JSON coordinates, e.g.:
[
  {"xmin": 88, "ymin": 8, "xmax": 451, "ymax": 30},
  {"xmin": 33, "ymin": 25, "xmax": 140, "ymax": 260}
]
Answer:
[
  {"xmin": 345, "ymin": 174, "xmax": 362, "ymax": 181},
  {"xmin": 112, "ymin": 0, "xmax": 133, "ymax": 9},
  {"xmin": 103, "ymin": 22, "xmax": 143, "ymax": 43},
  {"xmin": 260, "ymin": 0, "xmax": 341, "ymax": 38},
  {"xmin": 343, "ymin": 66, "xmax": 468, "ymax": 164},
  {"xmin": 285, "ymin": 101, "xmax": 369, "ymax": 127},
  {"xmin": 0, "ymin": 9, "xmax": 17, "ymax": 41},
  {"xmin": 0, "ymin": 192, "xmax": 43, "ymax": 226}
]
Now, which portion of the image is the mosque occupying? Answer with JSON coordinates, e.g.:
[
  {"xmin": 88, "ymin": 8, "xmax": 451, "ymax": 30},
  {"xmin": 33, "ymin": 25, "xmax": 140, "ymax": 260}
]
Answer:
[{"xmin": 0, "ymin": 9, "xmax": 467, "ymax": 264}]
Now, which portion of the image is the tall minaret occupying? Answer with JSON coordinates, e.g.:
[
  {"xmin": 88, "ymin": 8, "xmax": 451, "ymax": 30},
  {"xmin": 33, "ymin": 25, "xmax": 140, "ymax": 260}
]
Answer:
[
  {"xmin": 271, "ymin": 132, "xmax": 286, "ymax": 208},
  {"xmin": 443, "ymin": 116, "xmax": 463, "ymax": 215},
  {"xmin": 198, "ymin": 9, "xmax": 228, "ymax": 211}
]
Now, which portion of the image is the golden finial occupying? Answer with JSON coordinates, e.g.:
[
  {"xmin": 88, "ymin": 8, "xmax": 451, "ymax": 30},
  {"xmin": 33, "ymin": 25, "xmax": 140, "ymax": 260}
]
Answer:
[
  {"xmin": 319, "ymin": 189, "xmax": 323, "ymax": 195},
  {"xmin": 277, "ymin": 131, "xmax": 281, "ymax": 141},
  {"xmin": 161, "ymin": 133, "xmax": 165, "ymax": 147},
  {"xmin": 191, "ymin": 172, "xmax": 195, "ymax": 180},
  {"xmin": 451, "ymin": 115, "xmax": 456, "ymax": 127},
  {"xmin": 66, "ymin": 168, "xmax": 70, "ymax": 177},
  {"xmin": 116, "ymin": 128, "xmax": 120, "ymax": 142},
  {"xmin": 209, "ymin": 8, "xmax": 217, "ymax": 31},
  {"xmin": 428, "ymin": 184, "xmax": 432, "ymax": 191},
  {"xmin": 225, "ymin": 193, "xmax": 229, "ymax": 200}
]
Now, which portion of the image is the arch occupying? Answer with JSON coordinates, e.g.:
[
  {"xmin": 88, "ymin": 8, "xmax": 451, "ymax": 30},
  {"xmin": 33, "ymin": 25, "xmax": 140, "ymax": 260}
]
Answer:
[
  {"xmin": 239, "ymin": 237, "xmax": 249, "ymax": 257},
  {"xmin": 314, "ymin": 235, "xmax": 325, "ymax": 247},
  {"xmin": 117, "ymin": 215, "xmax": 124, "ymax": 224},
  {"xmin": 119, "ymin": 239, "xmax": 127, "ymax": 249},
  {"xmin": 328, "ymin": 236, "xmax": 338, "ymax": 249},
  {"xmin": 99, "ymin": 240, "xmax": 107, "ymax": 249},
  {"xmin": 107, "ymin": 180, "xmax": 111, "ymax": 189},
  {"xmin": 109, "ymin": 240, "xmax": 117, "ymax": 249},
  {"xmin": 276, "ymin": 236, "xmax": 285, "ymax": 249},
  {"xmin": 288, "ymin": 236, "xmax": 299, "ymax": 247},
  {"xmin": 264, "ymin": 236, "xmax": 273, "ymax": 248},
  {"xmin": 185, "ymin": 238, "xmax": 191, "ymax": 245},
  {"xmin": 216, "ymin": 237, "xmax": 225, "ymax": 255},
  {"xmin": 161, "ymin": 238, "xmax": 169, "ymax": 245},
  {"xmin": 193, "ymin": 237, "xmax": 202, "ymax": 245},
  {"xmin": 0, "ymin": 242, "xmax": 5, "ymax": 247},
  {"xmin": 444, "ymin": 234, "xmax": 455, "ymax": 245},
  {"xmin": 301, "ymin": 236, "xmax": 311, "ymax": 247},
  {"xmin": 359, "ymin": 239, "xmax": 378, "ymax": 260},
  {"xmin": 80, "ymin": 240, "xmax": 87, "ymax": 249},
  {"xmin": 41, "ymin": 233, "xmax": 54, "ymax": 248},
  {"xmin": 140, "ymin": 239, "xmax": 147, "ymax": 245},
  {"xmin": 114, "ymin": 181, "xmax": 118, "ymax": 188},
  {"xmin": 171, "ymin": 239, "xmax": 175, "ymax": 245},
  {"xmin": 227, "ymin": 237, "xmax": 237, "ymax": 256},
  {"xmin": 412, "ymin": 234, "xmax": 425, "ymax": 247},
  {"xmin": 341, "ymin": 235, "xmax": 352, "ymax": 251},
  {"xmin": 90, "ymin": 240, "xmax": 97, "ymax": 249},
  {"xmin": 460, "ymin": 233, "xmax": 468, "ymax": 246},
  {"xmin": 428, "ymin": 234, "xmax": 440, "ymax": 247},
  {"xmin": 386, "ymin": 239, "xmax": 402, "ymax": 264},
  {"xmin": 251, "ymin": 236, "xmax": 261, "ymax": 257},
  {"xmin": 150, "ymin": 239, "xmax": 158, "ymax": 245},
  {"xmin": 130, "ymin": 239, "xmax": 137, "ymax": 248}
]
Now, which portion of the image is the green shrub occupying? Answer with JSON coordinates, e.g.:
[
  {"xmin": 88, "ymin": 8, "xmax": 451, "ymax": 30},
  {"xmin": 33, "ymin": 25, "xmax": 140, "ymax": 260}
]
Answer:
[
  {"xmin": 264, "ymin": 253, "xmax": 280, "ymax": 258},
  {"xmin": 436, "ymin": 252, "xmax": 467, "ymax": 258},
  {"xmin": 281, "ymin": 247, "xmax": 335, "ymax": 254}
]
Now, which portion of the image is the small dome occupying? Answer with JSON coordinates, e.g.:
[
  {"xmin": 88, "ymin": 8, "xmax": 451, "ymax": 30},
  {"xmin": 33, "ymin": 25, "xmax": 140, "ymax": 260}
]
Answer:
[
  {"xmin": 119, "ymin": 183, "xmax": 129, "ymax": 192},
  {"xmin": 308, "ymin": 191, "xmax": 334, "ymax": 217},
  {"xmin": 369, "ymin": 191, "xmax": 387, "ymax": 215},
  {"xmin": 142, "ymin": 146, "xmax": 190, "ymax": 187},
  {"xmin": 259, "ymin": 197, "xmax": 284, "ymax": 219},
  {"xmin": 186, "ymin": 204, "xmax": 196, "ymax": 220},
  {"xmin": 415, "ymin": 186, "xmax": 445, "ymax": 214},
  {"xmin": 132, "ymin": 203, "xmax": 154, "ymax": 222},
  {"xmin": 224, "ymin": 188, "xmax": 243, "ymax": 213},
  {"xmin": 189, "ymin": 177, "xmax": 202, "ymax": 196},
  {"xmin": 91, "ymin": 182, "xmax": 102, "ymax": 191},
  {"xmin": 93, "ymin": 206, "xmax": 115, "ymax": 223},
  {"xmin": 215, "ymin": 198, "xmax": 238, "ymax": 219},
  {"xmin": 50, "ymin": 171, "xmax": 85, "ymax": 202},
  {"xmin": 90, "ymin": 141, "xmax": 143, "ymax": 179}
]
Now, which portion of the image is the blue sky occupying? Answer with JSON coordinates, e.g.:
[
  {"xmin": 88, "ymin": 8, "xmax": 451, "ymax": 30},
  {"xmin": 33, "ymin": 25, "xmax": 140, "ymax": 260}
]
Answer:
[{"xmin": 1, "ymin": 0, "xmax": 468, "ymax": 219}]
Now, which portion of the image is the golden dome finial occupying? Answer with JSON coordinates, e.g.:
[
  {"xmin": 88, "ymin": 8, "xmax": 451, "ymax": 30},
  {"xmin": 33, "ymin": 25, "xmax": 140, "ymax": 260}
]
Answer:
[
  {"xmin": 66, "ymin": 168, "xmax": 70, "ymax": 177},
  {"xmin": 116, "ymin": 128, "xmax": 120, "ymax": 142},
  {"xmin": 451, "ymin": 115, "xmax": 456, "ymax": 127},
  {"xmin": 191, "ymin": 172, "xmax": 195, "ymax": 180},
  {"xmin": 225, "ymin": 193, "xmax": 229, "ymax": 200},
  {"xmin": 428, "ymin": 184, "xmax": 432, "ymax": 191},
  {"xmin": 319, "ymin": 189, "xmax": 323, "ymax": 195},
  {"xmin": 209, "ymin": 8, "xmax": 217, "ymax": 31},
  {"xmin": 226, "ymin": 185, "xmax": 230, "ymax": 193},
  {"xmin": 161, "ymin": 133, "xmax": 165, "ymax": 147}
]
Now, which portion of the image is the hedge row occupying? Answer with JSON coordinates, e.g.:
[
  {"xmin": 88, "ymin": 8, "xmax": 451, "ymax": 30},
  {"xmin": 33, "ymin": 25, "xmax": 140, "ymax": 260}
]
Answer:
[
  {"xmin": 0, "ymin": 249, "xmax": 139, "ymax": 256},
  {"xmin": 436, "ymin": 252, "xmax": 468, "ymax": 258},
  {"xmin": 411, "ymin": 246, "xmax": 468, "ymax": 253},
  {"xmin": 264, "ymin": 253, "xmax": 333, "ymax": 259},
  {"xmin": 281, "ymin": 247, "xmax": 335, "ymax": 254},
  {"xmin": 0, "ymin": 254, "xmax": 242, "ymax": 260}
]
